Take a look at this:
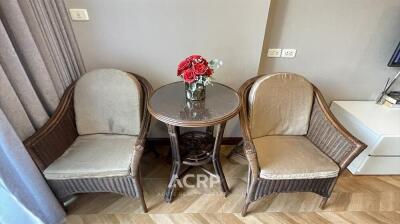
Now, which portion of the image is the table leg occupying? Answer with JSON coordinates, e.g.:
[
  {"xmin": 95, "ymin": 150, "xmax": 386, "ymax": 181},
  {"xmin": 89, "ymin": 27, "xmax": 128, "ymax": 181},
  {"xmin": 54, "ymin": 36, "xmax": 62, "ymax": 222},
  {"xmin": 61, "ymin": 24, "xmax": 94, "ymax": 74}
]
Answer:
[
  {"xmin": 165, "ymin": 124, "xmax": 181, "ymax": 203},
  {"xmin": 165, "ymin": 126, "xmax": 180, "ymax": 163},
  {"xmin": 212, "ymin": 122, "xmax": 230, "ymax": 196}
]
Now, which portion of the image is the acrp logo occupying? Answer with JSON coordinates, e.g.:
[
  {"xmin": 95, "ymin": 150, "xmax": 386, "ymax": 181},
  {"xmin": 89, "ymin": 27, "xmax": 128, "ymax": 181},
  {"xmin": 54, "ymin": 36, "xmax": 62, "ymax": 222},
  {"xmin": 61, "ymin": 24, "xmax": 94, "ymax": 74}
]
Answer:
[{"xmin": 169, "ymin": 174, "xmax": 221, "ymax": 188}]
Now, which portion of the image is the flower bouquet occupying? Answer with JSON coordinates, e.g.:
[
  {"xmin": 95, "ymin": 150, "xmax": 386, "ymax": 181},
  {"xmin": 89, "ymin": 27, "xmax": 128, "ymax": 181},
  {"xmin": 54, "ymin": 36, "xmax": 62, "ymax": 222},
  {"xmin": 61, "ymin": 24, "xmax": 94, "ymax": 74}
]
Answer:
[{"xmin": 177, "ymin": 55, "xmax": 222, "ymax": 101}]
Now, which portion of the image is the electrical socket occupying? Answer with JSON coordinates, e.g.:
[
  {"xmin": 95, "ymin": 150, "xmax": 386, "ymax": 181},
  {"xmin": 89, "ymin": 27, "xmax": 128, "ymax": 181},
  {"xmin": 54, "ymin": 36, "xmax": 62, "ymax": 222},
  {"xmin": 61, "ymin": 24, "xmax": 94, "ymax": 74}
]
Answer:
[
  {"xmin": 69, "ymin": 9, "xmax": 90, "ymax": 21},
  {"xmin": 267, "ymin": 48, "xmax": 282, "ymax": 58},
  {"xmin": 281, "ymin": 49, "xmax": 296, "ymax": 58}
]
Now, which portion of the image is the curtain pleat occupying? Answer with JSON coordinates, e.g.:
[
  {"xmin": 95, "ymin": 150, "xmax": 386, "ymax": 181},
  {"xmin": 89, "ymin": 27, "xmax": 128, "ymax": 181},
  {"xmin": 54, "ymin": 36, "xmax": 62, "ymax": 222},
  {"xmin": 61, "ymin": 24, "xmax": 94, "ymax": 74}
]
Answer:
[
  {"xmin": 0, "ymin": 0, "xmax": 60, "ymax": 113},
  {"xmin": 23, "ymin": 0, "xmax": 85, "ymax": 89},
  {"xmin": 18, "ymin": 0, "xmax": 66, "ymax": 98},
  {"xmin": 55, "ymin": 0, "xmax": 86, "ymax": 78},
  {"xmin": 0, "ymin": 18, "xmax": 51, "ymax": 133},
  {"xmin": 0, "ymin": 64, "xmax": 36, "ymax": 140},
  {"xmin": 0, "ymin": 0, "xmax": 85, "ymax": 139}
]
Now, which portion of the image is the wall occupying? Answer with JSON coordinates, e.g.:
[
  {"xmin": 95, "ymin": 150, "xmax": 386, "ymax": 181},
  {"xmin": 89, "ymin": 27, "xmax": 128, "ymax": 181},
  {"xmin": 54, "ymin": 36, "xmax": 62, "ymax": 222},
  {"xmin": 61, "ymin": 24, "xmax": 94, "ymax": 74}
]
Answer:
[
  {"xmin": 65, "ymin": 0, "xmax": 400, "ymax": 137},
  {"xmin": 65, "ymin": 0, "xmax": 271, "ymax": 137},
  {"xmin": 260, "ymin": 0, "xmax": 400, "ymax": 103}
]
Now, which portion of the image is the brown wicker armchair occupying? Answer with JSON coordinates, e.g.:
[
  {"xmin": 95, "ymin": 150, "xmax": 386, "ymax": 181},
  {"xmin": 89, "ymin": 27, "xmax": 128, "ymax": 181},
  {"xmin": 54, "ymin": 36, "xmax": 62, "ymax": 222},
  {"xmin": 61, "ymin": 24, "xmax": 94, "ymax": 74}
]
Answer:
[
  {"xmin": 239, "ymin": 73, "xmax": 366, "ymax": 216},
  {"xmin": 24, "ymin": 69, "xmax": 152, "ymax": 212}
]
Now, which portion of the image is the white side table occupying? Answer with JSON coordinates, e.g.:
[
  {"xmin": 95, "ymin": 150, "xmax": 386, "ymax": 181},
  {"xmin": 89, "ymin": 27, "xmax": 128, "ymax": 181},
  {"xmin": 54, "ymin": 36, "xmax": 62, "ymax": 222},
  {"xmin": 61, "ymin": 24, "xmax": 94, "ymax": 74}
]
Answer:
[{"xmin": 330, "ymin": 101, "xmax": 400, "ymax": 175}]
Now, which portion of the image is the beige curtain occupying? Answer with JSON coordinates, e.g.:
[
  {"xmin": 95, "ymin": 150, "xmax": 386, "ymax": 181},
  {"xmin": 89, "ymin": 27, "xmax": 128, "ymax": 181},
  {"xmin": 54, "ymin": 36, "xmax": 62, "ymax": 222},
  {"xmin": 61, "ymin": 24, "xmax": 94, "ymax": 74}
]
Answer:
[
  {"xmin": 0, "ymin": 0, "xmax": 85, "ymax": 140},
  {"xmin": 0, "ymin": 0, "xmax": 85, "ymax": 223}
]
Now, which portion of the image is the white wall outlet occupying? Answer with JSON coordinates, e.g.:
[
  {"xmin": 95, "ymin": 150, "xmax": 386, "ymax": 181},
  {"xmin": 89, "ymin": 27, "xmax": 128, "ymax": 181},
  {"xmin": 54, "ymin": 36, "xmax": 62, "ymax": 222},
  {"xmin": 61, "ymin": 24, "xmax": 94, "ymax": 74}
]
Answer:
[
  {"xmin": 267, "ymin": 48, "xmax": 282, "ymax": 58},
  {"xmin": 281, "ymin": 49, "xmax": 296, "ymax": 58},
  {"xmin": 69, "ymin": 9, "xmax": 90, "ymax": 21}
]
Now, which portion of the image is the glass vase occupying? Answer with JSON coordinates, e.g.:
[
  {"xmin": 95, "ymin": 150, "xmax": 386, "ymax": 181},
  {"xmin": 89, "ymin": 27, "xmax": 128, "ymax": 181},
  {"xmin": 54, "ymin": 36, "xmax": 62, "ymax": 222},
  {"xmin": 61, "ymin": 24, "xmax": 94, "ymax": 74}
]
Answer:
[{"xmin": 185, "ymin": 81, "xmax": 205, "ymax": 101}]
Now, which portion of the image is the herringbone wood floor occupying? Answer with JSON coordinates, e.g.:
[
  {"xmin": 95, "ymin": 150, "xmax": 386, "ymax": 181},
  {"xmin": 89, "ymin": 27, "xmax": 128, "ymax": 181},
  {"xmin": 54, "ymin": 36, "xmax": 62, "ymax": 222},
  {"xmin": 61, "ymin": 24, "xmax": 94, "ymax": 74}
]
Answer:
[{"xmin": 66, "ymin": 146, "xmax": 400, "ymax": 224}]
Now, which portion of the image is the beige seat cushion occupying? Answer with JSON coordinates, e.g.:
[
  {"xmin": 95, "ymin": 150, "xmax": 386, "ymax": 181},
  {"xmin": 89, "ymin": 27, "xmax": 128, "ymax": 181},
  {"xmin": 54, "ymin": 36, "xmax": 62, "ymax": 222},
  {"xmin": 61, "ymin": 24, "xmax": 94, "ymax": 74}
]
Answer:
[
  {"xmin": 248, "ymin": 73, "xmax": 314, "ymax": 138},
  {"xmin": 74, "ymin": 69, "xmax": 142, "ymax": 135},
  {"xmin": 253, "ymin": 135, "xmax": 339, "ymax": 180},
  {"xmin": 43, "ymin": 134, "xmax": 137, "ymax": 180}
]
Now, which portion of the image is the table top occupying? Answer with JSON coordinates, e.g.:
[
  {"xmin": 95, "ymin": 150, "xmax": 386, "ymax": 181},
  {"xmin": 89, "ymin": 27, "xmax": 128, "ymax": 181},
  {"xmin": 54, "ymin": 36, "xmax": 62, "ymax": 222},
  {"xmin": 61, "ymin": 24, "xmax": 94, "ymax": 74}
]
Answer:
[
  {"xmin": 148, "ymin": 82, "xmax": 240, "ymax": 127},
  {"xmin": 331, "ymin": 101, "xmax": 400, "ymax": 135}
]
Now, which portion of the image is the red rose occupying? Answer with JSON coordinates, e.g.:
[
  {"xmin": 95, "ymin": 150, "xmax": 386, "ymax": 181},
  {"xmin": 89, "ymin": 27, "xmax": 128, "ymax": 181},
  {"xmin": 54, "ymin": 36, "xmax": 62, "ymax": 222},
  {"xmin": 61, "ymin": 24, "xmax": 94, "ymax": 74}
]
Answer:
[
  {"xmin": 177, "ymin": 55, "xmax": 213, "ymax": 81},
  {"xmin": 193, "ymin": 63, "xmax": 208, "ymax": 75},
  {"xmin": 205, "ymin": 68, "xmax": 213, "ymax": 76},
  {"xmin": 198, "ymin": 59, "xmax": 208, "ymax": 68},
  {"xmin": 177, "ymin": 59, "xmax": 191, "ymax": 76},
  {"xmin": 183, "ymin": 68, "xmax": 196, "ymax": 83},
  {"xmin": 188, "ymin": 55, "xmax": 203, "ymax": 61},
  {"xmin": 188, "ymin": 55, "xmax": 207, "ymax": 65}
]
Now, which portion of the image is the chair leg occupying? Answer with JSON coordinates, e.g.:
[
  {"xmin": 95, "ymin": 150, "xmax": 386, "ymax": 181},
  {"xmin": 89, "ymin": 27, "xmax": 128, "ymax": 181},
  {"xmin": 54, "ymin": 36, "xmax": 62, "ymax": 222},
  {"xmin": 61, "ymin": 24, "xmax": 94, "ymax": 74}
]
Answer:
[
  {"xmin": 241, "ymin": 200, "xmax": 251, "ymax": 217},
  {"xmin": 319, "ymin": 197, "xmax": 328, "ymax": 209},
  {"xmin": 139, "ymin": 191, "xmax": 148, "ymax": 213},
  {"xmin": 320, "ymin": 178, "xmax": 337, "ymax": 210},
  {"xmin": 62, "ymin": 195, "xmax": 77, "ymax": 207},
  {"xmin": 137, "ymin": 182, "xmax": 148, "ymax": 213},
  {"xmin": 242, "ymin": 165, "xmax": 254, "ymax": 217},
  {"xmin": 136, "ymin": 169, "xmax": 148, "ymax": 213}
]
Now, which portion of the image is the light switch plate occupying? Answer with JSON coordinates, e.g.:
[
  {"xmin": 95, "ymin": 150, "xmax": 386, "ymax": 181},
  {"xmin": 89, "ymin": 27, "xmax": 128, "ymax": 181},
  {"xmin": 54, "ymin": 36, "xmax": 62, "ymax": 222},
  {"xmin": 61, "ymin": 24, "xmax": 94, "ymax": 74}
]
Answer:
[
  {"xmin": 282, "ymin": 49, "xmax": 296, "ymax": 58},
  {"xmin": 69, "ymin": 9, "xmax": 89, "ymax": 21},
  {"xmin": 267, "ymin": 48, "xmax": 282, "ymax": 58}
]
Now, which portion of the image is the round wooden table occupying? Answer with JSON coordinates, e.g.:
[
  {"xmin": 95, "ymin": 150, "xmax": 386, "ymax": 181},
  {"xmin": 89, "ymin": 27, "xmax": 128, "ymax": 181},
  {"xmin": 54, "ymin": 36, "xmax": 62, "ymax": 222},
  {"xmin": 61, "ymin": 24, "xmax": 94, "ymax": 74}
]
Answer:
[{"xmin": 148, "ymin": 82, "xmax": 240, "ymax": 202}]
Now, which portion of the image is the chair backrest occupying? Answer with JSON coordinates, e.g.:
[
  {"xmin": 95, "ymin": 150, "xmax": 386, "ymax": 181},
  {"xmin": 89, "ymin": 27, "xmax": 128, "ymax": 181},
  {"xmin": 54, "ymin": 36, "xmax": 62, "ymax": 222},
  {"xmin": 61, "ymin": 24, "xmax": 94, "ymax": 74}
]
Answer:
[
  {"xmin": 248, "ymin": 73, "xmax": 314, "ymax": 138},
  {"xmin": 74, "ymin": 69, "xmax": 142, "ymax": 136}
]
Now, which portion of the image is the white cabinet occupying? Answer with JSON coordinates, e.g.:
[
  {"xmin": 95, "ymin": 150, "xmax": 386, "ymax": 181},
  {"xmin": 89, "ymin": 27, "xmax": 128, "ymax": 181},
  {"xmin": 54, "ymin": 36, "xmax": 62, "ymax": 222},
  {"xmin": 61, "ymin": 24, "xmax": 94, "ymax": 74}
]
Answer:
[{"xmin": 330, "ymin": 101, "xmax": 400, "ymax": 175}]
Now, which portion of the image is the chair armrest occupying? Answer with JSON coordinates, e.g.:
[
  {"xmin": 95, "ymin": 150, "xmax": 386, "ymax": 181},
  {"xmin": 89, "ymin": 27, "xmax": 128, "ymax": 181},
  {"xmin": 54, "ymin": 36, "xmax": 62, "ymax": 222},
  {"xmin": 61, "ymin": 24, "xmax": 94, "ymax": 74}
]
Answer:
[
  {"xmin": 238, "ymin": 78, "xmax": 260, "ymax": 178},
  {"xmin": 135, "ymin": 74, "xmax": 153, "ymax": 146},
  {"xmin": 131, "ymin": 144, "xmax": 145, "ymax": 176},
  {"xmin": 24, "ymin": 85, "xmax": 78, "ymax": 171},
  {"xmin": 307, "ymin": 87, "xmax": 367, "ymax": 171},
  {"xmin": 129, "ymin": 73, "xmax": 153, "ymax": 175}
]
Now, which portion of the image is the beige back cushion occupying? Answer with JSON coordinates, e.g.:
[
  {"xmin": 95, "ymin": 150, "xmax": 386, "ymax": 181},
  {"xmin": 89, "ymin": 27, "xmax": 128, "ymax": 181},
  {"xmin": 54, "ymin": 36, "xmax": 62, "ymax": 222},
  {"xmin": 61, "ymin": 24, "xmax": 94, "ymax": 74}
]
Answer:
[
  {"xmin": 74, "ymin": 69, "xmax": 142, "ymax": 135},
  {"xmin": 248, "ymin": 73, "xmax": 314, "ymax": 138}
]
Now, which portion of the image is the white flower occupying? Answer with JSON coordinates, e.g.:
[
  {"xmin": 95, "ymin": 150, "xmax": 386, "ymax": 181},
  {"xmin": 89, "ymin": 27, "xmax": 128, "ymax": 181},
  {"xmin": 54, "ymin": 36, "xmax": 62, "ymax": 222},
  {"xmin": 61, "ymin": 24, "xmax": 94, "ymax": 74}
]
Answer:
[{"xmin": 209, "ymin": 59, "xmax": 223, "ymax": 70}]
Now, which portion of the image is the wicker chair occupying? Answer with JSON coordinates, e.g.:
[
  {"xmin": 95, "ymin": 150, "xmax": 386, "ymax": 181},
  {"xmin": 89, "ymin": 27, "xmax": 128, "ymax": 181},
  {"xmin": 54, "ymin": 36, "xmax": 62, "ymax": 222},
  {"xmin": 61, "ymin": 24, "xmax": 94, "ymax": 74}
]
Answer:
[
  {"xmin": 24, "ymin": 69, "xmax": 152, "ymax": 212},
  {"xmin": 239, "ymin": 73, "xmax": 366, "ymax": 216}
]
